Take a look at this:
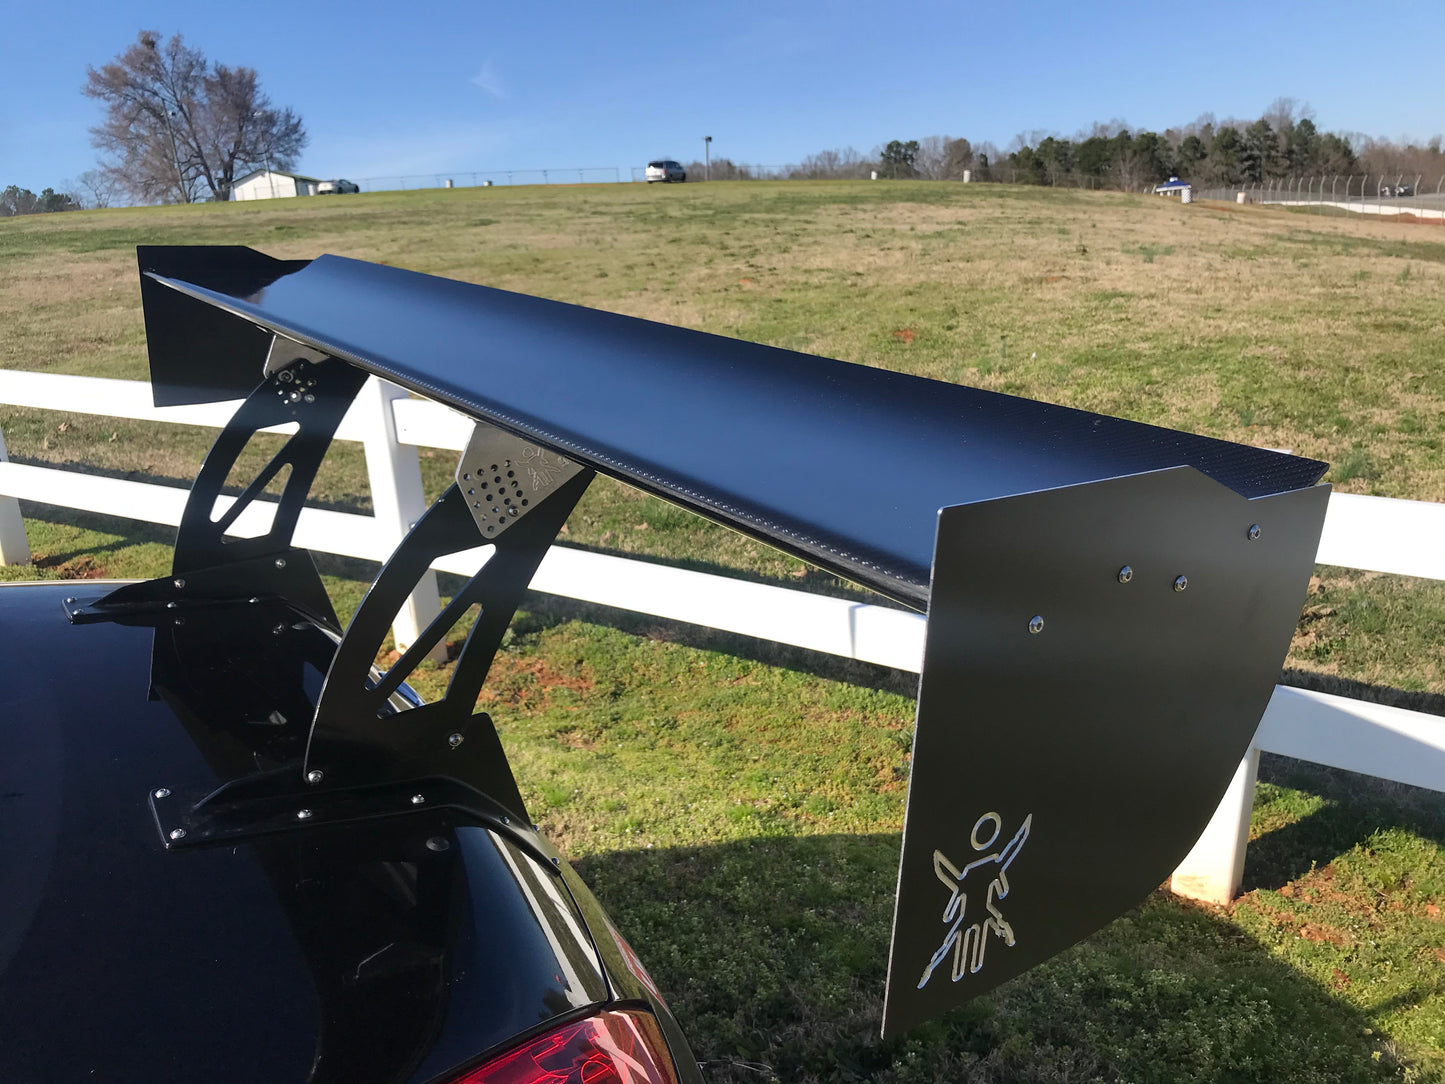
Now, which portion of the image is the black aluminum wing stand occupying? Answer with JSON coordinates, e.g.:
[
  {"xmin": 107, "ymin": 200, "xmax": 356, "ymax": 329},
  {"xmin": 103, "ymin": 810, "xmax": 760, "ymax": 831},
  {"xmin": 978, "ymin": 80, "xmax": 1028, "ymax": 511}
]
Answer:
[
  {"xmin": 302, "ymin": 465, "xmax": 595, "ymax": 818},
  {"xmin": 66, "ymin": 341, "xmax": 367, "ymax": 629},
  {"xmin": 149, "ymin": 422, "xmax": 593, "ymax": 853}
]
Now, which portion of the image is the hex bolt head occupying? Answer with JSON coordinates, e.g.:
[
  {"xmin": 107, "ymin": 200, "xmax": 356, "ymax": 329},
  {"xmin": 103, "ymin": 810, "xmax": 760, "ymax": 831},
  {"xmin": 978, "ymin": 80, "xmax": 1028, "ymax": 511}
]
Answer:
[
  {"xmin": 154, "ymin": 788, "xmax": 171, "ymax": 799},
  {"xmin": 1247, "ymin": 523, "xmax": 1262, "ymax": 541},
  {"xmin": 411, "ymin": 794, "xmax": 426, "ymax": 806},
  {"xmin": 501, "ymin": 815, "xmax": 510, "ymax": 825},
  {"xmin": 447, "ymin": 733, "xmax": 464, "ymax": 749},
  {"xmin": 1173, "ymin": 575, "xmax": 1189, "ymax": 592},
  {"xmin": 551, "ymin": 857, "xmax": 560, "ymax": 866},
  {"xmin": 1028, "ymin": 614, "xmax": 1045, "ymax": 634},
  {"xmin": 274, "ymin": 557, "xmax": 287, "ymax": 570},
  {"xmin": 1117, "ymin": 565, "xmax": 1134, "ymax": 584},
  {"xmin": 306, "ymin": 770, "xmax": 325, "ymax": 785},
  {"xmin": 169, "ymin": 828, "xmax": 186, "ymax": 840},
  {"xmin": 172, "ymin": 578, "xmax": 186, "ymax": 590},
  {"xmin": 426, "ymin": 837, "xmax": 451, "ymax": 852},
  {"xmin": 296, "ymin": 809, "xmax": 314, "ymax": 821}
]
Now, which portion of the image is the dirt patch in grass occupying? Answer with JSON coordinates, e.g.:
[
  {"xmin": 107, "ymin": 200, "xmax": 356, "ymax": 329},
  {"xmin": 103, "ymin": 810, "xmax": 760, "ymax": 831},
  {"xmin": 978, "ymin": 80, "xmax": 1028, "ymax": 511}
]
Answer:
[{"xmin": 32, "ymin": 552, "xmax": 108, "ymax": 578}]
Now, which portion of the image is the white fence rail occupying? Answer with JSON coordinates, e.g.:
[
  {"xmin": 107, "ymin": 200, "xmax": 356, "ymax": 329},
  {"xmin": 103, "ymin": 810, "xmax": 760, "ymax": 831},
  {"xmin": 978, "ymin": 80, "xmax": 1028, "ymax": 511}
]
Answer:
[{"xmin": 2, "ymin": 371, "xmax": 1442, "ymax": 903}]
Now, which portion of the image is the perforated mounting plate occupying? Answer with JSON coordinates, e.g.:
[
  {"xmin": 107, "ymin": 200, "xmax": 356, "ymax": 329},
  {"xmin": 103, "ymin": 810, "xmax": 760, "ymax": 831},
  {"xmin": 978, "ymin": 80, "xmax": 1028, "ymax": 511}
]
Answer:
[
  {"xmin": 263, "ymin": 332, "xmax": 330, "ymax": 377},
  {"xmin": 456, "ymin": 421, "xmax": 584, "ymax": 539}
]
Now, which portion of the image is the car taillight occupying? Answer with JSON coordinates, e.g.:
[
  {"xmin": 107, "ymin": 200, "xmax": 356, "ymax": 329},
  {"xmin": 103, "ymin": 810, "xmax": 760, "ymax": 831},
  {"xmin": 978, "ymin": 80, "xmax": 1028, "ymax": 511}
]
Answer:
[{"xmin": 450, "ymin": 1008, "xmax": 680, "ymax": 1084}]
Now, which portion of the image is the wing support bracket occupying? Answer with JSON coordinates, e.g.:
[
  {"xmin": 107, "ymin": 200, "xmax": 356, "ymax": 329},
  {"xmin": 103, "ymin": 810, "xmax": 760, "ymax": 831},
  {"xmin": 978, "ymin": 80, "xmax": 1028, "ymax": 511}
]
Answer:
[
  {"xmin": 133, "ymin": 417, "xmax": 593, "ymax": 852},
  {"xmin": 65, "ymin": 343, "xmax": 367, "ymax": 630}
]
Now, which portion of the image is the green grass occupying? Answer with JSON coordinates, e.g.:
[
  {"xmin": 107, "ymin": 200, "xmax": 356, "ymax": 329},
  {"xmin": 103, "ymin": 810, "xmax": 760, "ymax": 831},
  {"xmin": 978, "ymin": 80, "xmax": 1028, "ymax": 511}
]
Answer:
[{"xmin": 4, "ymin": 182, "xmax": 1445, "ymax": 1080}]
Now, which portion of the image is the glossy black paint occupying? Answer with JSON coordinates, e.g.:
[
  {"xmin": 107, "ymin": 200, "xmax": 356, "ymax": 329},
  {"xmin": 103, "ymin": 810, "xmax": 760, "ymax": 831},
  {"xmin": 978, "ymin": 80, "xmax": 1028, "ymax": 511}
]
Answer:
[
  {"xmin": 0, "ymin": 583, "xmax": 702, "ymax": 1084},
  {"xmin": 137, "ymin": 247, "xmax": 1327, "ymax": 611},
  {"xmin": 883, "ymin": 468, "xmax": 1331, "ymax": 1035}
]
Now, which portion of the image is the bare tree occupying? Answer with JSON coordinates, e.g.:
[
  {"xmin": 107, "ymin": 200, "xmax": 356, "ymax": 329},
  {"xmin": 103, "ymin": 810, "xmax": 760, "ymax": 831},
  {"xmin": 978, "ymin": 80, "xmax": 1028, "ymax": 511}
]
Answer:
[
  {"xmin": 75, "ymin": 169, "xmax": 121, "ymax": 209},
  {"xmin": 787, "ymin": 147, "xmax": 868, "ymax": 180},
  {"xmin": 83, "ymin": 31, "xmax": 306, "ymax": 204},
  {"xmin": 915, "ymin": 136, "xmax": 948, "ymax": 180}
]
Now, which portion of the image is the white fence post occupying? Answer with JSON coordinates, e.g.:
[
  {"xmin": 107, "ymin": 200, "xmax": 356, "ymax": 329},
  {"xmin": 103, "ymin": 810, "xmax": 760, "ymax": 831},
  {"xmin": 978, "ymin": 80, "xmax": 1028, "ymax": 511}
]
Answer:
[
  {"xmin": 356, "ymin": 377, "xmax": 445, "ymax": 656},
  {"xmin": 0, "ymin": 423, "xmax": 32, "ymax": 566},
  {"xmin": 1170, "ymin": 747, "xmax": 1260, "ymax": 904}
]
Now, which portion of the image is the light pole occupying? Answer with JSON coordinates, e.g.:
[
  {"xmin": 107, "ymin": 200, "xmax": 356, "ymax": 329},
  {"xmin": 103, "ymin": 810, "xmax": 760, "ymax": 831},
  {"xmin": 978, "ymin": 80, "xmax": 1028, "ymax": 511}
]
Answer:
[{"xmin": 704, "ymin": 136, "xmax": 712, "ymax": 182}]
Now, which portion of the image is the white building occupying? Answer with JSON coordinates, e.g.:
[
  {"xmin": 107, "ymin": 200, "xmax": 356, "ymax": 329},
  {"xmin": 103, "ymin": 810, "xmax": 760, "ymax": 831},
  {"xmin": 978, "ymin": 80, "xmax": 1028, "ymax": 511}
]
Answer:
[
  {"xmin": 1153, "ymin": 176, "xmax": 1193, "ymax": 201},
  {"xmin": 231, "ymin": 169, "xmax": 322, "ymax": 201}
]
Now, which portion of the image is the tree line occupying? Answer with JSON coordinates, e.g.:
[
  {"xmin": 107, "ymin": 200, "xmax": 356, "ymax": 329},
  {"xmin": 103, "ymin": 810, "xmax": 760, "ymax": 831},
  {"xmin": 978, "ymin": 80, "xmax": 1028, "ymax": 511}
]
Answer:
[
  {"xmin": 684, "ymin": 100, "xmax": 1443, "ymax": 191},
  {"xmin": 1, "ymin": 186, "xmax": 81, "ymax": 217}
]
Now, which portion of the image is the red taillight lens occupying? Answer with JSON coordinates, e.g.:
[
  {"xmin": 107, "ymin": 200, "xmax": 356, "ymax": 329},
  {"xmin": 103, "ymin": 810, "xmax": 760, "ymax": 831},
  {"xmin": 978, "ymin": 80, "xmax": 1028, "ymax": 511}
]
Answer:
[{"xmin": 451, "ymin": 1008, "xmax": 680, "ymax": 1084}]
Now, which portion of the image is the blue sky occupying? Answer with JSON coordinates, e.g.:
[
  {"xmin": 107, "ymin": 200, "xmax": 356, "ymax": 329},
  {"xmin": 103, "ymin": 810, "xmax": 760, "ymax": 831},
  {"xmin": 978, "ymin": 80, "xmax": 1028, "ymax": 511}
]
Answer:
[{"xmin": 3, "ymin": 0, "xmax": 1443, "ymax": 191}]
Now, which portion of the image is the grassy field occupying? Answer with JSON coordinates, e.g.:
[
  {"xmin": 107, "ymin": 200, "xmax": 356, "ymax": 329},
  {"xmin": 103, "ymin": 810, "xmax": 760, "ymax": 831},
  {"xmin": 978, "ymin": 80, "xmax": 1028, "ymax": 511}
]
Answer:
[{"xmin": 2, "ymin": 181, "xmax": 1444, "ymax": 1081}]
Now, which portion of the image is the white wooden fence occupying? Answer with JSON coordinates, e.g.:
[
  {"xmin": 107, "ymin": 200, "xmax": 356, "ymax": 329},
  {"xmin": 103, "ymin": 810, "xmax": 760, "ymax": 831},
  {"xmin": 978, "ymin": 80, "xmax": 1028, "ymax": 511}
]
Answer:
[{"xmin": 2, "ymin": 370, "xmax": 1442, "ymax": 904}]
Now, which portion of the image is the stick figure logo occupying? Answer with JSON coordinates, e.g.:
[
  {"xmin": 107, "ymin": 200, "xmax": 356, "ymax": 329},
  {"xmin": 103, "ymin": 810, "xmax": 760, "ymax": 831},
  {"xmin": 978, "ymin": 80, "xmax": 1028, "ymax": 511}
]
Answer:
[
  {"xmin": 519, "ymin": 444, "xmax": 569, "ymax": 490},
  {"xmin": 917, "ymin": 811, "xmax": 1032, "ymax": 989}
]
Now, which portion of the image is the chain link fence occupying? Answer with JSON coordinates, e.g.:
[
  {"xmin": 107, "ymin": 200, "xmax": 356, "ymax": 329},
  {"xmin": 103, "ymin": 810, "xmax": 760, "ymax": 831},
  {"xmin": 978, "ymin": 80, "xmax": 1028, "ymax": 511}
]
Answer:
[
  {"xmin": 1195, "ymin": 174, "xmax": 1445, "ymax": 219},
  {"xmin": 348, "ymin": 167, "xmax": 622, "ymax": 193},
  {"xmin": 311, "ymin": 164, "xmax": 1445, "ymax": 223}
]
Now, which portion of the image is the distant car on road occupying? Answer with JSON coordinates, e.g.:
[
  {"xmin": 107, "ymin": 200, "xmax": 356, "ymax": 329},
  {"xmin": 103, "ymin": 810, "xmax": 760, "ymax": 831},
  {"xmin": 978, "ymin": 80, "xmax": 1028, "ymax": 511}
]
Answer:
[
  {"xmin": 645, "ymin": 161, "xmax": 686, "ymax": 184},
  {"xmin": 317, "ymin": 179, "xmax": 360, "ymax": 195}
]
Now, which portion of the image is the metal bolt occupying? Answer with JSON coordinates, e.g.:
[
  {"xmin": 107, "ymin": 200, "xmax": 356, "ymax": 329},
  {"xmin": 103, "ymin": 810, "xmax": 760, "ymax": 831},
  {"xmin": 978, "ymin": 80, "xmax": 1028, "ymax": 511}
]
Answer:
[
  {"xmin": 1247, "ymin": 523, "xmax": 1262, "ymax": 541},
  {"xmin": 1028, "ymin": 614, "xmax": 1045, "ymax": 634},
  {"xmin": 154, "ymin": 788, "xmax": 171, "ymax": 799},
  {"xmin": 303, "ymin": 393, "xmax": 315, "ymax": 404},
  {"xmin": 1173, "ymin": 575, "xmax": 1189, "ymax": 592},
  {"xmin": 272, "ymin": 623, "xmax": 287, "ymax": 636},
  {"xmin": 169, "ymin": 828, "xmax": 186, "ymax": 840},
  {"xmin": 296, "ymin": 809, "xmax": 313, "ymax": 821},
  {"xmin": 411, "ymin": 794, "xmax": 426, "ymax": 806},
  {"xmin": 1117, "ymin": 565, "xmax": 1134, "ymax": 584},
  {"xmin": 173, "ymin": 617, "xmax": 186, "ymax": 626},
  {"xmin": 173, "ymin": 578, "xmax": 186, "ymax": 590},
  {"xmin": 447, "ymin": 733, "xmax": 464, "ymax": 749},
  {"xmin": 166, "ymin": 601, "xmax": 179, "ymax": 610},
  {"xmin": 65, "ymin": 597, "xmax": 77, "ymax": 605},
  {"xmin": 306, "ymin": 770, "xmax": 324, "ymax": 785},
  {"xmin": 274, "ymin": 557, "xmax": 287, "ymax": 569},
  {"xmin": 501, "ymin": 815, "xmax": 510, "ymax": 825},
  {"xmin": 551, "ymin": 857, "xmax": 560, "ymax": 866},
  {"xmin": 426, "ymin": 837, "xmax": 451, "ymax": 852}
]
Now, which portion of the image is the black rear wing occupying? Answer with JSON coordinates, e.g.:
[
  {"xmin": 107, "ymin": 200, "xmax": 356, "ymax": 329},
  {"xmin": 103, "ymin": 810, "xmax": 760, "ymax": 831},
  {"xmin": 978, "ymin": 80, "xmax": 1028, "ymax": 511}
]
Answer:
[{"xmin": 121, "ymin": 246, "xmax": 1328, "ymax": 1036}]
